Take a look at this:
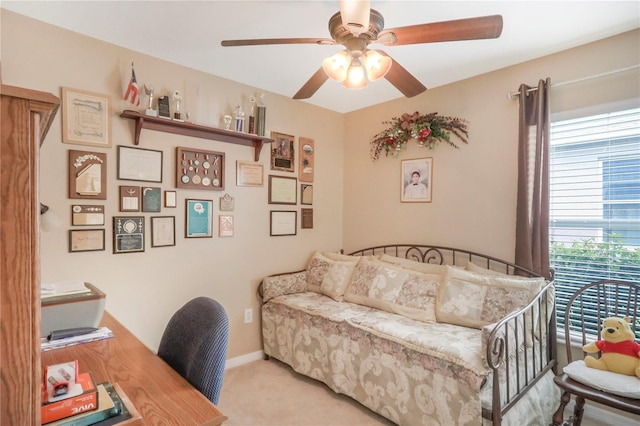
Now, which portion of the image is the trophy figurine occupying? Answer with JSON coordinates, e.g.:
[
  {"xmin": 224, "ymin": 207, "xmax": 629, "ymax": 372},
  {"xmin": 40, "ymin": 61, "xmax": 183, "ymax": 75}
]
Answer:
[
  {"xmin": 248, "ymin": 96, "xmax": 256, "ymax": 134},
  {"xmin": 172, "ymin": 90, "xmax": 183, "ymax": 121},
  {"xmin": 223, "ymin": 114, "xmax": 232, "ymax": 130},
  {"xmin": 256, "ymin": 93, "xmax": 267, "ymax": 136},
  {"xmin": 234, "ymin": 104, "xmax": 245, "ymax": 132},
  {"xmin": 144, "ymin": 85, "xmax": 157, "ymax": 117}
]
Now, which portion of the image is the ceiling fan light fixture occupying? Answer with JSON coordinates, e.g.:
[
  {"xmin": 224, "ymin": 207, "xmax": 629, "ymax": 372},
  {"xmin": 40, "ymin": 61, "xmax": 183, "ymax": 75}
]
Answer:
[
  {"xmin": 363, "ymin": 50, "xmax": 392, "ymax": 81},
  {"xmin": 343, "ymin": 58, "xmax": 367, "ymax": 89},
  {"xmin": 339, "ymin": 0, "xmax": 370, "ymax": 36},
  {"xmin": 322, "ymin": 50, "xmax": 350, "ymax": 82}
]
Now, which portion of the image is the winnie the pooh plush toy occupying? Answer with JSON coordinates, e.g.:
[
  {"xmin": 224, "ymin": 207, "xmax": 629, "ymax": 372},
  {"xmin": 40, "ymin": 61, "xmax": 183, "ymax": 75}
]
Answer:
[{"xmin": 583, "ymin": 316, "xmax": 640, "ymax": 378}]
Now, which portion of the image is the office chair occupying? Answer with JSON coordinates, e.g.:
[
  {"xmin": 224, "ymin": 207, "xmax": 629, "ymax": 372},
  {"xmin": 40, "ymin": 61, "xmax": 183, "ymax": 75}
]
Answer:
[
  {"xmin": 158, "ymin": 296, "xmax": 229, "ymax": 405},
  {"xmin": 552, "ymin": 280, "xmax": 640, "ymax": 426}
]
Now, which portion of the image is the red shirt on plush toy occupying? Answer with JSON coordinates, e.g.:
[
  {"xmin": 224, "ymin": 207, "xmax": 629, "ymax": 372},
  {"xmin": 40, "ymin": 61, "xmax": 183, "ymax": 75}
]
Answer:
[{"xmin": 583, "ymin": 316, "xmax": 640, "ymax": 378}]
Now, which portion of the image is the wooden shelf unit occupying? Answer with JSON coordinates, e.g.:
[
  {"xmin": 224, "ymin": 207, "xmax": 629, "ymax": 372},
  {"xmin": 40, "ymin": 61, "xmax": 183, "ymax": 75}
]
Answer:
[{"xmin": 120, "ymin": 110, "xmax": 273, "ymax": 161}]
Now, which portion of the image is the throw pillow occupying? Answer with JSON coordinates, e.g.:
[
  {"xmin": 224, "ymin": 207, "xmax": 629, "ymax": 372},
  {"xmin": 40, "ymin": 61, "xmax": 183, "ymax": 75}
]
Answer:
[
  {"xmin": 344, "ymin": 257, "xmax": 440, "ymax": 322},
  {"xmin": 378, "ymin": 253, "xmax": 447, "ymax": 276},
  {"xmin": 436, "ymin": 266, "xmax": 544, "ymax": 330},
  {"xmin": 563, "ymin": 360, "xmax": 640, "ymax": 399},
  {"xmin": 306, "ymin": 251, "xmax": 359, "ymax": 301}
]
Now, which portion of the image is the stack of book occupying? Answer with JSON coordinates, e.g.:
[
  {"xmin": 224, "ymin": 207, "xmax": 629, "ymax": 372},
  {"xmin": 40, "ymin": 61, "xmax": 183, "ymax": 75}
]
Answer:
[{"xmin": 42, "ymin": 377, "xmax": 139, "ymax": 426}]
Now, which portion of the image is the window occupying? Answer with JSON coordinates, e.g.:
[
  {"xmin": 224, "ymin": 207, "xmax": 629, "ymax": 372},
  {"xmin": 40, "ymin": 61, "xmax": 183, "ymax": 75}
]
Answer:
[{"xmin": 549, "ymin": 107, "xmax": 640, "ymax": 339}]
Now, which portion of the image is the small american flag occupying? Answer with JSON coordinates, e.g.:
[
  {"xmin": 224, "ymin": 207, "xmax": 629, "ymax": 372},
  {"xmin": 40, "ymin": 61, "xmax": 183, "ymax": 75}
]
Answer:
[{"xmin": 124, "ymin": 63, "xmax": 140, "ymax": 106}]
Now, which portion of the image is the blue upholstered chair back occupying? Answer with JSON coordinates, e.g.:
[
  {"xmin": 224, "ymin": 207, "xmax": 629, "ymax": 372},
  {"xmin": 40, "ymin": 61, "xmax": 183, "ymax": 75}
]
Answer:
[{"xmin": 157, "ymin": 297, "xmax": 229, "ymax": 405}]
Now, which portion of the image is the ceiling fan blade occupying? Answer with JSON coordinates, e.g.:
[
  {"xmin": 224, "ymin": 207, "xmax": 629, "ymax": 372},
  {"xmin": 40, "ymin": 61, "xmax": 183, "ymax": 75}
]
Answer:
[
  {"xmin": 377, "ymin": 15, "xmax": 503, "ymax": 46},
  {"xmin": 221, "ymin": 38, "xmax": 335, "ymax": 47},
  {"xmin": 293, "ymin": 67, "xmax": 329, "ymax": 99},
  {"xmin": 381, "ymin": 53, "xmax": 427, "ymax": 98}
]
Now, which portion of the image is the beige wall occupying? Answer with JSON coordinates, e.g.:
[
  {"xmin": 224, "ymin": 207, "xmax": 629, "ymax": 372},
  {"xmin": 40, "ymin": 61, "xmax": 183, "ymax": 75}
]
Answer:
[
  {"xmin": 342, "ymin": 29, "xmax": 640, "ymax": 262},
  {"xmin": 1, "ymin": 8, "xmax": 639, "ymax": 366},
  {"xmin": 1, "ymin": 10, "xmax": 345, "ymax": 358}
]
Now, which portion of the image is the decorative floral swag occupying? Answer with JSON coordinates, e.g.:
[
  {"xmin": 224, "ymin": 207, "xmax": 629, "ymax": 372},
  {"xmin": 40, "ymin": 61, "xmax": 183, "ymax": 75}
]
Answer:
[{"xmin": 370, "ymin": 111, "xmax": 469, "ymax": 161}]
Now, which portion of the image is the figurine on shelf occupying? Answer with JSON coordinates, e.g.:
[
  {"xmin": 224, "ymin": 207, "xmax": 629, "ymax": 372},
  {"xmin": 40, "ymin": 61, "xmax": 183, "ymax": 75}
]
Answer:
[
  {"xmin": 256, "ymin": 93, "xmax": 266, "ymax": 136},
  {"xmin": 234, "ymin": 104, "xmax": 245, "ymax": 132},
  {"xmin": 223, "ymin": 114, "xmax": 232, "ymax": 130},
  {"xmin": 248, "ymin": 96, "xmax": 256, "ymax": 134},
  {"xmin": 144, "ymin": 85, "xmax": 157, "ymax": 117},
  {"xmin": 173, "ymin": 90, "xmax": 183, "ymax": 121}
]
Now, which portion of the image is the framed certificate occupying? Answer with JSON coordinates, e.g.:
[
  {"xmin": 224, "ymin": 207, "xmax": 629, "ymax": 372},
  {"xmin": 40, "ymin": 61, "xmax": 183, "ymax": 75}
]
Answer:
[
  {"xmin": 268, "ymin": 175, "xmax": 297, "ymax": 204},
  {"xmin": 236, "ymin": 161, "xmax": 264, "ymax": 186},
  {"xmin": 151, "ymin": 216, "xmax": 175, "ymax": 247},
  {"xmin": 119, "ymin": 185, "xmax": 140, "ymax": 212},
  {"xmin": 301, "ymin": 208, "xmax": 313, "ymax": 229},
  {"xmin": 270, "ymin": 210, "xmax": 297, "ymax": 236},
  {"xmin": 62, "ymin": 87, "xmax": 111, "ymax": 147},
  {"xmin": 69, "ymin": 229, "xmax": 105, "ymax": 252},
  {"xmin": 301, "ymin": 184, "xmax": 313, "ymax": 205},
  {"xmin": 185, "ymin": 199, "xmax": 213, "ymax": 238},
  {"xmin": 117, "ymin": 145, "xmax": 163, "ymax": 183}
]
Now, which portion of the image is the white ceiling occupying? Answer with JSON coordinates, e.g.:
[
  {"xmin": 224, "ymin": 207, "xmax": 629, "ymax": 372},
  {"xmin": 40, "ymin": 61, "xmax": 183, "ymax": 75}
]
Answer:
[{"xmin": 2, "ymin": 1, "xmax": 639, "ymax": 113}]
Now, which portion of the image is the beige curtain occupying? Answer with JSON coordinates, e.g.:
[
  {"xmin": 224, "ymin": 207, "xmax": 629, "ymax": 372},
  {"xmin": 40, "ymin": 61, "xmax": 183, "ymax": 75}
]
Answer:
[{"xmin": 515, "ymin": 78, "xmax": 551, "ymax": 278}]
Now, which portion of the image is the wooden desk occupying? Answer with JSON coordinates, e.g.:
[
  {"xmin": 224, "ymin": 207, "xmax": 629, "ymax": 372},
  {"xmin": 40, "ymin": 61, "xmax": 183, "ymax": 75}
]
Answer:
[{"xmin": 42, "ymin": 312, "xmax": 227, "ymax": 426}]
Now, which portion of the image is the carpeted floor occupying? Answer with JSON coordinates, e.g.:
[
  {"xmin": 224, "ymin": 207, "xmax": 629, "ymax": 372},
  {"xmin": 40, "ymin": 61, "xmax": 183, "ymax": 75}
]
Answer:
[
  {"xmin": 218, "ymin": 358, "xmax": 395, "ymax": 426},
  {"xmin": 218, "ymin": 358, "xmax": 613, "ymax": 426}
]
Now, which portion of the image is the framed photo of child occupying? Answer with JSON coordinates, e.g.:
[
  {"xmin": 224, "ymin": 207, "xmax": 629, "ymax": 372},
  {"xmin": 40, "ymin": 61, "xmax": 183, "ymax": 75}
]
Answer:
[{"xmin": 401, "ymin": 158, "xmax": 432, "ymax": 203}]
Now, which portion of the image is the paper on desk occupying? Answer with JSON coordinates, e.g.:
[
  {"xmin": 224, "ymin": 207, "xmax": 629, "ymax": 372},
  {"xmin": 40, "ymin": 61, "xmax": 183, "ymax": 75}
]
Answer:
[
  {"xmin": 41, "ymin": 327, "xmax": 113, "ymax": 352},
  {"xmin": 41, "ymin": 281, "xmax": 90, "ymax": 298}
]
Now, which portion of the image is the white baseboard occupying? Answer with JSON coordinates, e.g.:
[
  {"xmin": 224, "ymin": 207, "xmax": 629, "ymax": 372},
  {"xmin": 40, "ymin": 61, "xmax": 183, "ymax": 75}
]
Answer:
[
  {"xmin": 567, "ymin": 400, "xmax": 639, "ymax": 426},
  {"xmin": 225, "ymin": 350, "xmax": 264, "ymax": 370}
]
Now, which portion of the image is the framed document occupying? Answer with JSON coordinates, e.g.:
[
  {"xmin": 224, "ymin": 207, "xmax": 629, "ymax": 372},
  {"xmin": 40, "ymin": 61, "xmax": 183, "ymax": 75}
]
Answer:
[
  {"xmin": 117, "ymin": 145, "xmax": 163, "ymax": 183},
  {"xmin": 185, "ymin": 199, "xmax": 213, "ymax": 238},
  {"xmin": 164, "ymin": 190, "xmax": 177, "ymax": 208},
  {"xmin": 151, "ymin": 216, "xmax": 175, "ymax": 247},
  {"xmin": 68, "ymin": 150, "xmax": 107, "ymax": 200},
  {"xmin": 142, "ymin": 187, "xmax": 162, "ymax": 212},
  {"xmin": 270, "ymin": 210, "xmax": 297, "ymax": 236},
  {"xmin": 270, "ymin": 131, "xmax": 295, "ymax": 172},
  {"xmin": 298, "ymin": 137, "xmax": 314, "ymax": 182},
  {"xmin": 236, "ymin": 161, "xmax": 264, "ymax": 186},
  {"xmin": 268, "ymin": 175, "xmax": 297, "ymax": 204},
  {"xmin": 218, "ymin": 214, "xmax": 234, "ymax": 237},
  {"xmin": 62, "ymin": 87, "xmax": 111, "ymax": 147},
  {"xmin": 71, "ymin": 205, "xmax": 105, "ymax": 226},
  {"xmin": 119, "ymin": 185, "xmax": 140, "ymax": 212},
  {"xmin": 69, "ymin": 229, "xmax": 105, "ymax": 252},
  {"xmin": 113, "ymin": 216, "xmax": 145, "ymax": 254},
  {"xmin": 301, "ymin": 208, "xmax": 313, "ymax": 229},
  {"xmin": 301, "ymin": 184, "xmax": 313, "ymax": 205}
]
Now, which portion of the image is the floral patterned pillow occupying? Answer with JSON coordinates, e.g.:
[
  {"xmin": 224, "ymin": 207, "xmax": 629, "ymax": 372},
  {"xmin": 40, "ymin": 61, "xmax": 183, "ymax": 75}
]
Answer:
[
  {"xmin": 262, "ymin": 271, "xmax": 308, "ymax": 302},
  {"xmin": 306, "ymin": 251, "xmax": 359, "ymax": 301},
  {"xmin": 436, "ymin": 266, "xmax": 544, "ymax": 329},
  {"xmin": 378, "ymin": 253, "xmax": 447, "ymax": 276},
  {"xmin": 344, "ymin": 257, "xmax": 440, "ymax": 323}
]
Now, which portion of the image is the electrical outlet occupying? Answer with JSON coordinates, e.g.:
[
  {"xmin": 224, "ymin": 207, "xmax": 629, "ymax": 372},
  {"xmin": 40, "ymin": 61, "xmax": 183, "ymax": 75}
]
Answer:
[{"xmin": 244, "ymin": 308, "xmax": 253, "ymax": 324}]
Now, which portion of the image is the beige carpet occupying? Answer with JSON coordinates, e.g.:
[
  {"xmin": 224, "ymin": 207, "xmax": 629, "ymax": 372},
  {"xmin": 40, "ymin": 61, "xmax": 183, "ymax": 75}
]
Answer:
[
  {"xmin": 218, "ymin": 358, "xmax": 395, "ymax": 426},
  {"xmin": 218, "ymin": 358, "xmax": 612, "ymax": 426}
]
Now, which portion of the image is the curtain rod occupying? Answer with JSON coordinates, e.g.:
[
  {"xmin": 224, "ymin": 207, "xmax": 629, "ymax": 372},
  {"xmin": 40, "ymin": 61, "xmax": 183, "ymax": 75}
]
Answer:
[{"xmin": 506, "ymin": 64, "xmax": 640, "ymax": 100}]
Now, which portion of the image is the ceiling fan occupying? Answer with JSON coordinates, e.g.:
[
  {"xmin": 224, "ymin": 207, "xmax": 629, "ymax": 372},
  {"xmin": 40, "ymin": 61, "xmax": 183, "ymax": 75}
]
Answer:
[{"xmin": 221, "ymin": 1, "xmax": 503, "ymax": 100}]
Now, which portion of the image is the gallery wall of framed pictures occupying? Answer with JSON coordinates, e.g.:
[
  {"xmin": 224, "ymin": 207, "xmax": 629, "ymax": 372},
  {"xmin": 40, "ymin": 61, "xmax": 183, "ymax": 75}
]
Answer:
[{"xmin": 61, "ymin": 85, "xmax": 319, "ymax": 253}]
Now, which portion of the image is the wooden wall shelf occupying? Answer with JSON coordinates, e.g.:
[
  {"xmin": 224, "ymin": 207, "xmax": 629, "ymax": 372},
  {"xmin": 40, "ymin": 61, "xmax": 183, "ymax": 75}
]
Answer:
[{"xmin": 120, "ymin": 110, "xmax": 273, "ymax": 162}]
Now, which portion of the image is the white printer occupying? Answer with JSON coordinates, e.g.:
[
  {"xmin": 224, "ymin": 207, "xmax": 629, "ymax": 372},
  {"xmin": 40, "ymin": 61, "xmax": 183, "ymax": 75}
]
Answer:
[{"xmin": 41, "ymin": 282, "xmax": 106, "ymax": 337}]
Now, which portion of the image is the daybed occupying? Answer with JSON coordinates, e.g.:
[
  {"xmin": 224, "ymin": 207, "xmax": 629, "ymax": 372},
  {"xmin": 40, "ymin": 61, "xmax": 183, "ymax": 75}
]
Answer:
[{"xmin": 260, "ymin": 245, "xmax": 559, "ymax": 426}]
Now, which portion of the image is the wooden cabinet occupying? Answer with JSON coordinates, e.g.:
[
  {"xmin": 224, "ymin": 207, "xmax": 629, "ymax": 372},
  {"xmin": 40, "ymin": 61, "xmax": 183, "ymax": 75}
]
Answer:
[
  {"xmin": 120, "ymin": 110, "xmax": 274, "ymax": 161},
  {"xmin": 1, "ymin": 85, "xmax": 60, "ymax": 425}
]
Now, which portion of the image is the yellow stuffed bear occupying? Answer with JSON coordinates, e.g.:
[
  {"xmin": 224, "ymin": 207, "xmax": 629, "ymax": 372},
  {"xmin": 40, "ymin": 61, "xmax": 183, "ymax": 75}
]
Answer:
[{"xmin": 583, "ymin": 316, "xmax": 640, "ymax": 378}]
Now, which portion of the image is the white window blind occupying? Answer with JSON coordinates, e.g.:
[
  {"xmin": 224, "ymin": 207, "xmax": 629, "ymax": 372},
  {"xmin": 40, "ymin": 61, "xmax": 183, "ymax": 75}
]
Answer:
[{"xmin": 549, "ymin": 107, "xmax": 640, "ymax": 339}]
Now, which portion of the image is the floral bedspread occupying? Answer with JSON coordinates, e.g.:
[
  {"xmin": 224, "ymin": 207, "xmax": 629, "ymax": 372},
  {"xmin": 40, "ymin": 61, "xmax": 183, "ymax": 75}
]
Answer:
[{"xmin": 262, "ymin": 292, "xmax": 558, "ymax": 426}]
